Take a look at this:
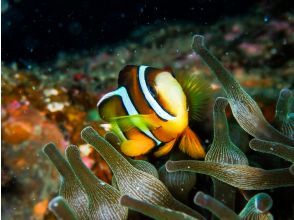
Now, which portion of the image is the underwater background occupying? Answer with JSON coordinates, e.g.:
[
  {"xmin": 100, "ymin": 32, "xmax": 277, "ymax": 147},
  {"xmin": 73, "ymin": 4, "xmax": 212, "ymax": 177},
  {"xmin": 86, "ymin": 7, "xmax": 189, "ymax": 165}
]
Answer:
[{"xmin": 2, "ymin": 0, "xmax": 294, "ymax": 219}]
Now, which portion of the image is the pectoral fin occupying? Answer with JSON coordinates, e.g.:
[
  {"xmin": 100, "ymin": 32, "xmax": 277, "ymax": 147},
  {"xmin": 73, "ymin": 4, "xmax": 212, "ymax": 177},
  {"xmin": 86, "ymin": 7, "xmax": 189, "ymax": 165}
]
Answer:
[{"xmin": 110, "ymin": 114, "xmax": 160, "ymax": 132}]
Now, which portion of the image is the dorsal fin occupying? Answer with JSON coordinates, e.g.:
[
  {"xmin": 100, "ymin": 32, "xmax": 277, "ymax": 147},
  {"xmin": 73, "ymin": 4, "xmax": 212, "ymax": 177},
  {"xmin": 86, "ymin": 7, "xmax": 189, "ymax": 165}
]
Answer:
[
  {"xmin": 162, "ymin": 66, "xmax": 173, "ymax": 73},
  {"xmin": 118, "ymin": 65, "xmax": 138, "ymax": 87}
]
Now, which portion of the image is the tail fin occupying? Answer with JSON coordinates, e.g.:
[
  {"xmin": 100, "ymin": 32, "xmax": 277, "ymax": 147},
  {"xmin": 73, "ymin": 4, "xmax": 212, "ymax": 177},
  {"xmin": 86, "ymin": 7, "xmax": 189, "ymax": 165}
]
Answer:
[{"xmin": 178, "ymin": 127, "xmax": 205, "ymax": 159}]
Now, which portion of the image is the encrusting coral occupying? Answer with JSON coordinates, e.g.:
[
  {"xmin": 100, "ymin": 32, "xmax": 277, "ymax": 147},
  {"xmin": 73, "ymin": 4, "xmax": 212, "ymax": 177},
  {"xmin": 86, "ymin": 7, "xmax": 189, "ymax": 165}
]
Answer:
[{"xmin": 44, "ymin": 35, "xmax": 293, "ymax": 220}]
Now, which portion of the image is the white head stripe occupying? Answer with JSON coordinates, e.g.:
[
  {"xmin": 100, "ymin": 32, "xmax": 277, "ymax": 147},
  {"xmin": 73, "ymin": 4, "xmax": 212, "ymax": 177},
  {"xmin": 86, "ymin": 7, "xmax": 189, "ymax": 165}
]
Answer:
[
  {"xmin": 97, "ymin": 87, "xmax": 138, "ymax": 115},
  {"xmin": 138, "ymin": 65, "xmax": 175, "ymax": 121},
  {"xmin": 97, "ymin": 87, "xmax": 161, "ymax": 145}
]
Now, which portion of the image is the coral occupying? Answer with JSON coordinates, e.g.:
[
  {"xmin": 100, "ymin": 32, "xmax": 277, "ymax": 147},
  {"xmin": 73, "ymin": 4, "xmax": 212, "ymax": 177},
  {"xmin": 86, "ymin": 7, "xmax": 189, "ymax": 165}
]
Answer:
[
  {"xmin": 1, "ymin": 128, "xmax": 60, "ymax": 219},
  {"xmin": 2, "ymin": 104, "xmax": 66, "ymax": 147}
]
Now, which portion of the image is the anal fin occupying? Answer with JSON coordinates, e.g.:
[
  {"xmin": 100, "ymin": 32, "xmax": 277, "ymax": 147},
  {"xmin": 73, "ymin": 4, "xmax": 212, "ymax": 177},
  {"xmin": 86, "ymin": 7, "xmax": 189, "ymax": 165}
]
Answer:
[
  {"xmin": 154, "ymin": 139, "xmax": 177, "ymax": 157},
  {"xmin": 110, "ymin": 114, "xmax": 161, "ymax": 132},
  {"xmin": 178, "ymin": 127, "xmax": 205, "ymax": 159}
]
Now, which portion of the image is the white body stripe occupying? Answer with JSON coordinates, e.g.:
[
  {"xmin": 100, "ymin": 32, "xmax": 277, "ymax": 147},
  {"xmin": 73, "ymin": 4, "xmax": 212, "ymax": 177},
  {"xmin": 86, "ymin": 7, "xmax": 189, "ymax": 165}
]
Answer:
[
  {"xmin": 97, "ymin": 87, "xmax": 161, "ymax": 145},
  {"xmin": 138, "ymin": 65, "xmax": 176, "ymax": 121}
]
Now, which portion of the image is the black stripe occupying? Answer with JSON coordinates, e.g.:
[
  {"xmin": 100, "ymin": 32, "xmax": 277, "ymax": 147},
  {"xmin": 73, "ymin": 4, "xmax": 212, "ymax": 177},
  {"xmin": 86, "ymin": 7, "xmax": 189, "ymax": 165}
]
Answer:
[
  {"xmin": 142, "ymin": 66, "xmax": 176, "ymax": 120},
  {"xmin": 136, "ymin": 66, "xmax": 167, "ymax": 122},
  {"xmin": 114, "ymin": 90, "xmax": 158, "ymax": 147}
]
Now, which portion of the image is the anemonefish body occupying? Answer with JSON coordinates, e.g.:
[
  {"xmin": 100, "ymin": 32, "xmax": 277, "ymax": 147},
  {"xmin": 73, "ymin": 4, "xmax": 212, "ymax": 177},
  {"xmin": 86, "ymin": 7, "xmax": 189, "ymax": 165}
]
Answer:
[{"xmin": 97, "ymin": 65, "xmax": 207, "ymax": 159}]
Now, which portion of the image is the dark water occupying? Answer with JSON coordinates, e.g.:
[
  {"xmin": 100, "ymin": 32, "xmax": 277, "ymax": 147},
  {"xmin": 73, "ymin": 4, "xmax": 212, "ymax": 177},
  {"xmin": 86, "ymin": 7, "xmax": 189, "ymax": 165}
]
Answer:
[{"xmin": 2, "ymin": 0, "xmax": 260, "ymax": 63}]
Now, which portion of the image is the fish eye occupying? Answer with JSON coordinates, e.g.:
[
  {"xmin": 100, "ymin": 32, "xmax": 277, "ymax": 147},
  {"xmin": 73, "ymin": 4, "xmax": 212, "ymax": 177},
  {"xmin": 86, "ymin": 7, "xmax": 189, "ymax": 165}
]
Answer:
[
  {"xmin": 148, "ymin": 85, "xmax": 157, "ymax": 98},
  {"xmin": 171, "ymin": 72, "xmax": 176, "ymax": 78}
]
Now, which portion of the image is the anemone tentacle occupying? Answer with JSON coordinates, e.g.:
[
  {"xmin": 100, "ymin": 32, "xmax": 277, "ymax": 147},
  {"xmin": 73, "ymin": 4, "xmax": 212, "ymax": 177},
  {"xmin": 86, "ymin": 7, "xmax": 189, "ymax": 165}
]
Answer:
[
  {"xmin": 166, "ymin": 160, "xmax": 294, "ymax": 190},
  {"xmin": 192, "ymin": 35, "xmax": 294, "ymax": 146}
]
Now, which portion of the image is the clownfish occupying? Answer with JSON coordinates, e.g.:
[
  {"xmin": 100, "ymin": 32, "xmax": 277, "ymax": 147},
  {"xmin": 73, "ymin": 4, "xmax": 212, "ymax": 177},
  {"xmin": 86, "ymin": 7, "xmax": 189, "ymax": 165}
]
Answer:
[{"xmin": 97, "ymin": 65, "xmax": 211, "ymax": 159}]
